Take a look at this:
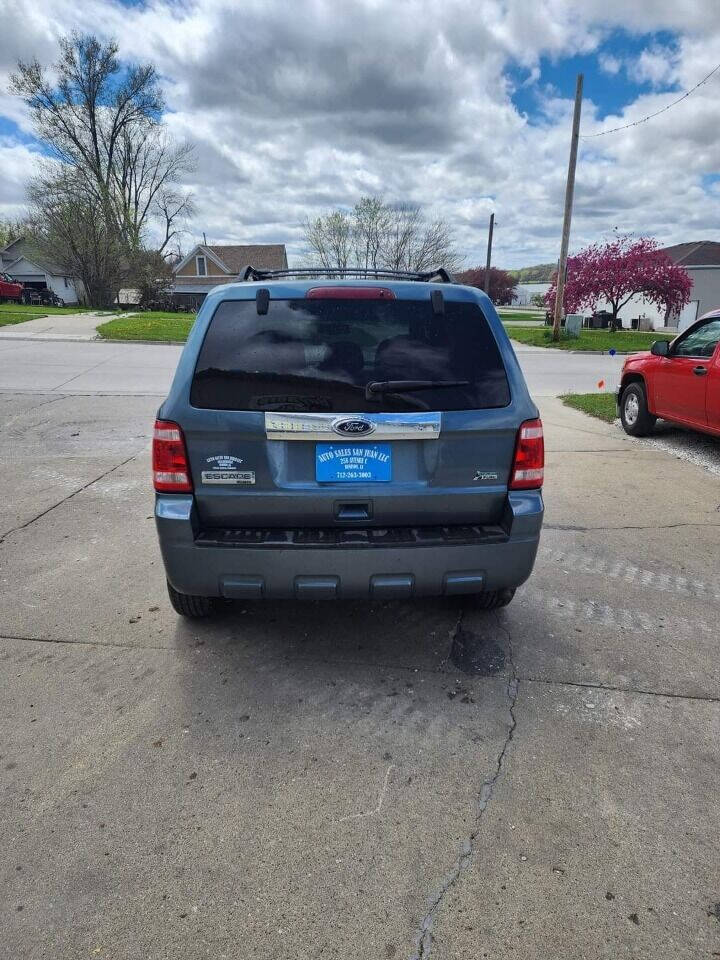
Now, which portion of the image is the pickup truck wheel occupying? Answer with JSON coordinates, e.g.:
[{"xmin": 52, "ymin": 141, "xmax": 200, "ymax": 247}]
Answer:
[
  {"xmin": 166, "ymin": 581, "xmax": 215, "ymax": 618},
  {"xmin": 471, "ymin": 588, "xmax": 515, "ymax": 610},
  {"xmin": 620, "ymin": 382, "xmax": 656, "ymax": 437}
]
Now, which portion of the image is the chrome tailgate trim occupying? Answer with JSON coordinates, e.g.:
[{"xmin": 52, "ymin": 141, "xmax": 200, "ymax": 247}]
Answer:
[{"xmin": 264, "ymin": 412, "xmax": 441, "ymax": 441}]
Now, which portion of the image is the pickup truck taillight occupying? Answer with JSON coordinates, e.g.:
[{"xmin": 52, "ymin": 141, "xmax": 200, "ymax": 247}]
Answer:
[
  {"xmin": 509, "ymin": 418, "xmax": 544, "ymax": 490},
  {"xmin": 152, "ymin": 420, "xmax": 192, "ymax": 492}
]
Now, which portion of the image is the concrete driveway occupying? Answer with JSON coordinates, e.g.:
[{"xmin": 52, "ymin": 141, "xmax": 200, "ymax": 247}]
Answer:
[{"xmin": 1, "ymin": 390, "xmax": 720, "ymax": 960}]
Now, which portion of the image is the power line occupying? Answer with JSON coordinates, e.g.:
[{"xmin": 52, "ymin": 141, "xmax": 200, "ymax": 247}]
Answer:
[{"xmin": 581, "ymin": 60, "xmax": 720, "ymax": 139}]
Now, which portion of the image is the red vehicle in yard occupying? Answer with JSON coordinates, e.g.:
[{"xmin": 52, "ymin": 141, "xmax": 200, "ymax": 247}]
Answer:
[
  {"xmin": 618, "ymin": 309, "xmax": 720, "ymax": 438},
  {"xmin": 0, "ymin": 272, "xmax": 24, "ymax": 303}
]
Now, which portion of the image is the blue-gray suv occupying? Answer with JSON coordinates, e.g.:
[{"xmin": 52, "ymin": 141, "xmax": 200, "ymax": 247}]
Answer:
[{"xmin": 153, "ymin": 268, "xmax": 544, "ymax": 616}]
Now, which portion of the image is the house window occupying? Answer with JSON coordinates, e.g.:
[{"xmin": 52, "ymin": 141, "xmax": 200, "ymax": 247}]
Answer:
[{"xmin": 196, "ymin": 255, "xmax": 207, "ymax": 276}]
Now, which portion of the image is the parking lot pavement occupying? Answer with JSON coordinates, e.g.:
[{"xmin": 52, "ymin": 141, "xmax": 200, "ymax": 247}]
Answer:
[
  {"xmin": 2, "ymin": 393, "xmax": 720, "ymax": 959},
  {"xmin": 0, "ymin": 337, "xmax": 624, "ymax": 397}
]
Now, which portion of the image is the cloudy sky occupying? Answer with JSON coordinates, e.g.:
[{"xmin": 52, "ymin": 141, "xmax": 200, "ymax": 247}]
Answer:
[{"xmin": 0, "ymin": 0, "xmax": 719, "ymax": 268}]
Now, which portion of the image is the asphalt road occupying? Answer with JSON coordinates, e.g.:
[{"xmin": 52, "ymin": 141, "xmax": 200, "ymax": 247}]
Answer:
[
  {"xmin": 2, "ymin": 384, "xmax": 720, "ymax": 958},
  {"xmin": 0, "ymin": 336, "xmax": 624, "ymax": 397}
]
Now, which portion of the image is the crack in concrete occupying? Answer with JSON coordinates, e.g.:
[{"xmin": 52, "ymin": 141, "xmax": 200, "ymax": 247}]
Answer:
[
  {"xmin": 544, "ymin": 521, "xmax": 720, "ymax": 532},
  {"xmin": 411, "ymin": 617, "xmax": 518, "ymax": 960},
  {"xmin": 5, "ymin": 629, "xmax": 719, "ymax": 705},
  {"xmin": 0, "ymin": 453, "xmax": 139, "ymax": 542},
  {"xmin": 521, "ymin": 674, "xmax": 720, "ymax": 705},
  {"xmin": 51, "ymin": 354, "xmax": 117, "ymax": 391},
  {"xmin": 0, "ymin": 393, "xmax": 68, "ymax": 430},
  {"xmin": 0, "ymin": 633, "xmax": 173, "ymax": 652}
]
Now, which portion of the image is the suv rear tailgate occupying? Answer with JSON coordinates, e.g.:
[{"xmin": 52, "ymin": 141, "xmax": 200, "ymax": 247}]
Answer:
[{"xmin": 183, "ymin": 293, "xmax": 519, "ymax": 529}]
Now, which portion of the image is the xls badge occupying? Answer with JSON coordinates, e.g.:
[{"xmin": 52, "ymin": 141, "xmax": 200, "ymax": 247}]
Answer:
[{"xmin": 473, "ymin": 470, "xmax": 498, "ymax": 481}]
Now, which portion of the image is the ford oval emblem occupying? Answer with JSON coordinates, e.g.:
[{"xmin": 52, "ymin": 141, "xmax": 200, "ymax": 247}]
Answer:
[{"xmin": 332, "ymin": 417, "xmax": 375, "ymax": 437}]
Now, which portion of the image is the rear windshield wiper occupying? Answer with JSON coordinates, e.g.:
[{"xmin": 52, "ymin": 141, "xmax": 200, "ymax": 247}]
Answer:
[{"xmin": 365, "ymin": 379, "xmax": 469, "ymax": 400}]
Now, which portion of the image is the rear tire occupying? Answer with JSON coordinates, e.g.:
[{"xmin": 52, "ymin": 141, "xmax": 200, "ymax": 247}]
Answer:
[
  {"xmin": 167, "ymin": 581, "xmax": 215, "ymax": 618},
  {"xmin": 470, "ymin": 588, "xmax": 515, "ymax": 610},
  {"xmin": 620, "ymin": 382, "xmax": 656, "ymax": 437}
]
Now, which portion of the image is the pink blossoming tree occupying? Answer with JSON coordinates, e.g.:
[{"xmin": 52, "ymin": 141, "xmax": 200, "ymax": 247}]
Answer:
[{"xmin": 545, "ymin": 236, "xmax": 692, "ymax": 325}]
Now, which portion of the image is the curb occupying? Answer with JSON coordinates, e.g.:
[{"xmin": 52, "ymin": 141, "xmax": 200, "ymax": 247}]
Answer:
[
  {"xmin": 0, "ymin": 334, "xmax": 185, "ymax": 345},
  {"xmin": 96, "ymin": 337, "xmax": 186, "ymax": 346},
  {"xmin": 561, "ymin": 349, "xmax": 638, "ymax": 356},
  {"xmin": 510, "ymin": 342, "xmax": 650, "ymax": 356}
]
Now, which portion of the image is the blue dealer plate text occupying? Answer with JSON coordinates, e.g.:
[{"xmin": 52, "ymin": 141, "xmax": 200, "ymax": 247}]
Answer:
[{"xmin": 316, "ymin": 444, "xmax": 392, "ymax": 482}]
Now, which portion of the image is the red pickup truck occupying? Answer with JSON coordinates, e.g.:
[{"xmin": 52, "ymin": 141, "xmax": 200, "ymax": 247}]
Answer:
[
  {"xmin": 0, "ymin": 272, "xmax": 24, "ymax": 303},
  {"xmin": 618, "ymin": 309, "xmax": 720, "ymax": 438}
]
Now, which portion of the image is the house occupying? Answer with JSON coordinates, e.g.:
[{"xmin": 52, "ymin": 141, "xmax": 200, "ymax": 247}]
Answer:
[
  {"xmin": 659, "ymin": 241, "xmax": 720, "ymax": 331},
  {"xmin": 513, "ymin": 281, "xmax": 550, "ymax": 307},
  {"xmin": 172, "ymin": 243, "xmax": 288, "ymax": 308},
  {"xmin": 0, "ymin": 238, "xmax": 84, "ymax": 304},
  {"xmin": 592, "ymin": 240, "xmax": 720, "ymax": 332},
  {"xmin": 527, "ymin": 240, "xmax": 720, "ymax": 331}
]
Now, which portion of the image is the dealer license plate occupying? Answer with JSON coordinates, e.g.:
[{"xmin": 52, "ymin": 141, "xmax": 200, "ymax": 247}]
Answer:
[{"xmin": 316, "ymin": 444, "xmax": 392, "ymax": 482}]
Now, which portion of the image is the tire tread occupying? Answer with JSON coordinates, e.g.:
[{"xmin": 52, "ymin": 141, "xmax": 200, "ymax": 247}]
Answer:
[
  {"xmin": 472, "ymin": 588, "xmax": 516, "ymax": 610},
  {"xmin": 620, "ymin": 382, "xmax": 656, "ymax": 437},
  {"xmin": 167, "ymin": 581, "xmax": 214, "ymax": 618}
]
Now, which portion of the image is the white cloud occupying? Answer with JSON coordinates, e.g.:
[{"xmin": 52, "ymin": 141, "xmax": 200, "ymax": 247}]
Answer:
[
  {"xmin": 0, "ymin": 0, "xmax": 719, "ymax": 268},
  {"xmin": 627, "ymin": 43, "xmax": 679, "ymax": 88},
  {"xmin": 599, "ymin": 54, "xmax": 621, "ymax": 75}
]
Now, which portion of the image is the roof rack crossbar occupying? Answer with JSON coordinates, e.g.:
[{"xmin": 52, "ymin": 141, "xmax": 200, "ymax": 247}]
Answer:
[{"xmin": 239, "ymin": 266, "xmax": 455, "ymax": 284}]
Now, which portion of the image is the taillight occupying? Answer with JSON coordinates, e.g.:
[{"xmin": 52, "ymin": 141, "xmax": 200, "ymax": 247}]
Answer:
[
  {"xmin": 306, "ymin": 287, "xmax": 396, "ymax": 299},
  {"xmin": 152, "ymin": 419, "xmax": 192, "ymax": 492},
  {"xmin": 510, "ymin": 418, "xmax": 544, "ymax": 490}
]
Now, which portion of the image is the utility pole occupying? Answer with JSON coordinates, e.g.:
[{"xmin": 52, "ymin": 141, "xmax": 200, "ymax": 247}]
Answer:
[
  {"xmin": 484, "ymin": 213, "xmax": 495, "ymax": 297},
  {"xmin": 552, "ymin": 73, "xmax": 583, "ymax": 341}
]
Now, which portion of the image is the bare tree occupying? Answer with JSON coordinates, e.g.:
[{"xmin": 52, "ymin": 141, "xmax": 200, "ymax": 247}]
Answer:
[
  {"xmin": 381, "ymin": 202, "xmax": 462, "ymax": 273},
  {"xmin": 303, "ymin": 211, "xmax": 352, "ymax": 270},
  {"xmin": 302, "ymin": 196, "xmax": 461, "ymax": 274},
  {"xmin": 352, "ymin": 196, "xmax": 390, "ymax": 272},
  {"xmin": 113, "ymin": 129, "xmax": 195, "ymax": 252},
  {"xmin": 26, "ymin": 167, "xmax": 127, "ymax": 306},
  {"xmin": 10, "ymin": 33, "xmax": 195, "ymax": 306}
]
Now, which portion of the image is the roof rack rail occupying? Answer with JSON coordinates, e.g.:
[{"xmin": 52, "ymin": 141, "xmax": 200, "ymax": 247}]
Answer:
[{"xmin": 238, "ymin": 266, "xmax": 456, "ymax": 284}]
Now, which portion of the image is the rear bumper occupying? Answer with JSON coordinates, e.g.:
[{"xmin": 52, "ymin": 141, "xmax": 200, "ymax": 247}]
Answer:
[{"xmin": 155, "ymin": 491, "xmax": 543, "ymax": 600}]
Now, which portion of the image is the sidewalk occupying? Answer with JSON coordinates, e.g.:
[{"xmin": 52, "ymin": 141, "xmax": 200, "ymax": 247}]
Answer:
[{"xmin": 0, "ymin": 311, "xmax": 106, "ymax": 341}]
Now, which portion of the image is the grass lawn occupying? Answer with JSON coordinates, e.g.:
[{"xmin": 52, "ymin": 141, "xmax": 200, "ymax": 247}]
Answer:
[
  {"xmin": 502, "ymin": 322, "xmax": 544, "ymax": 330},
  {"xmin": 497, "ymin": 310, "xmax": 544, "ymax": 323},
  {"xmin": 0, "ymin": 303, "xmax": 93, "ymax": 316},
  {"xmin": 508, "ymin": 327, "xmax": 674, "ymax": 352},
  {"xmin": 96, "ymin": 312, "xmax": 195, "ymax": 342},
  {"xmin": 561, "ymin": 392, "xmax": 617, "ymax": 423}
]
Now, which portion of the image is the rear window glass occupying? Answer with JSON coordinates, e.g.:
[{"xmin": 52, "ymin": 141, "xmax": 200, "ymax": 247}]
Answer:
[{"xmin": 190, "ymin": 298, "xmax": 510, "ymax": 412}]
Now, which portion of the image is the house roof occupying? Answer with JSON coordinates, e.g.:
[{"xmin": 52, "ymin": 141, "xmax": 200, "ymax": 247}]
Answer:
[
  {"xmin": 1, "ymin": 238, "xmax": 67, "ymax": 277},
  {"xmin": 173, "ymin": 243, "xmax": 288, "ymax": 276},
  {"xmin": 209, "ymin": 244, "xmax": 287, "ymax": 273},
  {"xmin": 660, "ymin": 241, "xmax": 720, "ymax": 267}
]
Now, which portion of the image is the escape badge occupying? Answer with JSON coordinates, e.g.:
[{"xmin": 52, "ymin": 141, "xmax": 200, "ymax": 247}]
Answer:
[{"xmin": 202, "ymin": 454, "xmax": 255, "ymax": 485}]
